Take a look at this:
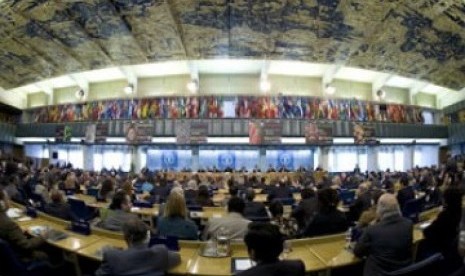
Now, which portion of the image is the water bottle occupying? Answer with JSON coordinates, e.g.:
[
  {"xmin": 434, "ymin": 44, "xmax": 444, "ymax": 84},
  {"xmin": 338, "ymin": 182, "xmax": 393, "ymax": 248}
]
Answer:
[
  {"xmin": 216, "ymin": 227, "xmax": 230, "ymax": 257},
  {"xmin": 345, "ymin": 227, "xmax": 353, "ymax": 250}
]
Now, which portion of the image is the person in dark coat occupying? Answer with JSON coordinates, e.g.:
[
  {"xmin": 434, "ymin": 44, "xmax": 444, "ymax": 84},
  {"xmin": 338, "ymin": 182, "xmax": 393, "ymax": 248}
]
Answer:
[
  {"xmin": 291, "ymin": 187, "xmax": 317, "ymax": 230},
  {"xmin": 44, "ymin": 190, "xmax": 72, "ymax": 220},
  {"xmin": 396, "ymin": 176, "xmax": 415, "ymax": 211},
  {"xmin": 238, "ymin": 222, "xmax": 305, "ymax": 276},
  {"xmin": 302, "ymin": 188, "xmax": 348, "ymax": 237},
  {"xmin": 243, "ymin": 188, "xmax": 269, "ymax": 219},
  {"xmin": 96, "ymin": 218, "xmax": 180, "ymax": 276},
  {"xmin": 348, "ymin": 183, "xmax": 372, "ymax": 222},
  {"xmin": 354, "ymin": 194, "xmax": 413, "ymax": 276},
  {"xmin": 422, "ymin": 187, "xmax": 463, "ymax": 273}
]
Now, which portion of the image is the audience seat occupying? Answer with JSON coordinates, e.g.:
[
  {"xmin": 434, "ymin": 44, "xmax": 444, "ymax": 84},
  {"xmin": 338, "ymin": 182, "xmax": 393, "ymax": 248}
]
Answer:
[
  {"xmin": 402, "ymin": 198, "xmax": 425, "ymax": 223},
  {"xmin": 67, "ymin": 198, "xmax": 96, "ymax": 221},
  {"xmin": 386, "ymin": 253, "xmax": 443, "ymax": 276},
  {"xmin": 339, "ymin": 190, "xmax": 356, "ymax": 206}
]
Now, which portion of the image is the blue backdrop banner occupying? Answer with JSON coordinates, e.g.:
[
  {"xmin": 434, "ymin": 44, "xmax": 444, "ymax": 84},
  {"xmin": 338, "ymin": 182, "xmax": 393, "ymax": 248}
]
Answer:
[
  {"xmin": 146, "ymin": 150, "xmax": 192, "ymax": 171},
  {"xmin": 265, "ymin": 150, "xmax": 313, "ymax": 171}
]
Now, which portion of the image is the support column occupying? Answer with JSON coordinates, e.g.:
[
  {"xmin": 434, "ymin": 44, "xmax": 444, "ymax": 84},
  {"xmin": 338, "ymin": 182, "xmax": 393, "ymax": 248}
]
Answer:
[
  {"xmin": 367, "ymin": 147, "xmax": 378, "ymax": 172},
  {"xmin": 403, "ymin": 145, "xmax": 414, "ymax": 170},
  {"xmin": 191, "ymin": 146, "xmax": 200, "ymax": 172},
  {"xmin": 83, "ymin": 145, "xmax": 94, "ymax": 171}
]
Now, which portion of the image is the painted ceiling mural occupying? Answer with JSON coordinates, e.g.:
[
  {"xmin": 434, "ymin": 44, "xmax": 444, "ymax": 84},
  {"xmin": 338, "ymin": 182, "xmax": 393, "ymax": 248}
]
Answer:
[{"xmin": 0, "ymin": 0, "xmax": 464, "ymax": 90}]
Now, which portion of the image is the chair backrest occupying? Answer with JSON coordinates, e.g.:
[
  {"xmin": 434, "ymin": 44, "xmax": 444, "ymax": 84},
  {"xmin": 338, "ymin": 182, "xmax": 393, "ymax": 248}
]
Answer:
[
  {"xmin": 149, "ymin": 235, "xmax": 179, "ymax": 251},
  {"xmin": 187, "ymin": 205, "xmax": 203, "ymax": 212},
  {"xmin": 402, "ymin": 198, "xmax": 424, "ymax": 223},
  {"xmin": 132, "ymin": 200, "xmax": 153, "ymax": 208},
  {"xmin": 68, "ymin": 198, "xmax": 93, "ymax": 221},
  {"xmin": 86, "ymin": 188, "xmax": 99, "ymax": 198},
  {"xmin": 386, "ymin": 253, "xmax": 443, "ymax": 276},
  {"xmin": 275, "ymin": 197, "xmax": 295, "ymax": 206},
  {"xmin": 0, "ymin": 238, "xmax": 27, "ymax": 275},
  {"xmin": 339, "ymin": 190, "xmax": 356, "ymax": 205}
]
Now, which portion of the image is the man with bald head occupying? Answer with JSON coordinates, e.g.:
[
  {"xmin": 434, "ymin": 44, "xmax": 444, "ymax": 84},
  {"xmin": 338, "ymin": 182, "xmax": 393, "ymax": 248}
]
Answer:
[{"xmin": 354, "ymin": 194, "xmax": 413, "ymax": 276}]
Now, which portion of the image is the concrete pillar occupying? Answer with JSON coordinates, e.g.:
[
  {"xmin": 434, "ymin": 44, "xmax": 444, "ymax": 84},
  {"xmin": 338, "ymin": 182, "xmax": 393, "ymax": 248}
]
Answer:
[{"xmin": 83, "ymin": 145, "xmax": 94, "ymax": 171}]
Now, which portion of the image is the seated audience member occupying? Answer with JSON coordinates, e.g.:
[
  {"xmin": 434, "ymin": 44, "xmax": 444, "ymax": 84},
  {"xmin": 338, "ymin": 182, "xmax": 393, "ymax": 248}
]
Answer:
[
  {"xmin": 243, "ymin": 188, "xmax": 269, "ymax": 219},
  {"xmin": 357, "ymin": 190, "xmax": 384, "ymax": 230},
  {"xmin": 157, "ymin": 192, "xmax": 198, "ymax": 240},
  {"xmin": 238, "ymin": 223, "xmax": 305, "ymax": 276},
  {"xmin": 422, "ymin": 188, "xmax": 462, "ymax": 271},
  {"xmin": 98, "ymin": 179, "xmax": 115, "ymax": 202},
  {"xmin": 62, "ymin": 171, "xmax": 78, "ymax": 191},
  {"xmin": 303, "ymin": 188, "xmax": 348, "ymax": 237},
  {"xmin": 184, "ymin": 180, "xmax": 198, "ymax": 204},
  {"xmin": 44, "ymin": 190, "xmax": 72, "ymax": 220},
  {"xmin": 101, "ymin": 191, "xmax": 138, "ymax": 232},
  {"xmin": 96, "ymin": 218, "xmax": 181, "ymax": 276},
  {"xmin": 195, "ymin": 185, "xmax": 214, "ymax": 207},
  {"xmin": 273, "ymin": 179, "xmax": 293, "ymax": 199},
  {"xmin": 354, "ymin": 194, "xmax": 413, "ymax": 276},
  {"xmin": 269, "ymin": 200, "xmax": 297, "ymax": 238},
  {"xmin": 3, "ymin": 175, "xmax": 21, "ymax": 202},
  {"xmin": 348, "ymin": 183, "xmax": 372, "ymax": 222},
  {"xmin": 0, "ymin": 189, "xmax": 48, "ymax": 262},
  {"xmin": 203, "ymin": 197, "xmax": 251, "ymax": 240},
  {"xmin": 120, "ymin": 180, "xmax": 136, "ymax": 202},
  {"xmin": 396, "ymin": 176, "xmax": 415, "ymax": 211},
  {"xmin": 291, "ymin": 187, "xmax": 317, "ymax": 229}
]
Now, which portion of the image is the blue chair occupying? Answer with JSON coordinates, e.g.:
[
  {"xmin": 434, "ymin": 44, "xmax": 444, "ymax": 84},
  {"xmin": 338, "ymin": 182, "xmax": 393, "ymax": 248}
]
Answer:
[
  {"xmin": 149, "ymin": 235, "xmax": 179, "ymax": 251},
  {"xmin": 132, "ymin": 200, "xmax": 153, "ymax": 208},
  {"xmin": 274, "ymin": 198, "xmax": 295, "ymax": 206},
  {"xmin": 386, "ymin": 253, "xmax": 443, "ymax": 276},
  {"xmin": 63, "ymin": 189, "xmax": 75, "ymax": 196},
  {"xmin": 67, "ymin": 198, "xmax": 95, "ymax": 221},
  {"xmin": 86, "ymin": 188, "xmax": 99, "ymax": 198},
  {"xmin": 187, "ymin": 205, "xmax": 203, "ymax": 212},
  {"xmin": 339, "ymin": 190, "xmax": 356, "ymax": 206},
  {"xmin": 402, "ymin": 198, "xmax": 424, "ymax": 223},
  {"xmin": 0, "ymin": 238, "xmax": 50, "ymax": 276}
]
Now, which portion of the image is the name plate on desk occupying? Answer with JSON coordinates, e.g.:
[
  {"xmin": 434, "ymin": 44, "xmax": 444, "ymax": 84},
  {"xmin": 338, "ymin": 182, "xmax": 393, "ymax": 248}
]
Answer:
[{"xmin": 70, "ymin": 219, "xmax": 91, "ymax": 235}]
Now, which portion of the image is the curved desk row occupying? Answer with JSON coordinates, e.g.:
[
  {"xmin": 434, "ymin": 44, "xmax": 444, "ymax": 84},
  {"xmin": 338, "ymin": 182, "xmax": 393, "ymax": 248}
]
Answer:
[{"xmin": 10, "ymin": 202, "xmax": 439, "ymax": 276}]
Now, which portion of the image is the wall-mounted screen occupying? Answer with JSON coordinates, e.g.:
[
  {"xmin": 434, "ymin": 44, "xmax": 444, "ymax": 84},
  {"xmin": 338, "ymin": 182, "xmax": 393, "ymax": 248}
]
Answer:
[
  {"xmin": 146, "ymin": 149, "xmax": 192, "ymax": 171},
  {"xmin": 265, "ymin": 149, "xmax": 313, "ymax": 171}
]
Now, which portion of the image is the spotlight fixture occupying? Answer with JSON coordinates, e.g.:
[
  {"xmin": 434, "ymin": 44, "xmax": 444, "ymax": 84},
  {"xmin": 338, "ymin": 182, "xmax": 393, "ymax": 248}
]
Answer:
[
  {"xmin": 325, "ymin": 84, "xmax": 336, "ymax": 95},
  {"xmin": 259, "ymin": 79, "xmax": 271, "ymax": 93},
  {"xmin": 187, "ymin": 79, "xmax": 199, "ymax": 93},
  {"xmin": 376, "ymin": 89, "xmax": 386, "ymax": 99},
  {"xmin": 75, "ymin": 89, "xmax": 86, "ymax": 100},
  {"xmin": 124, "ymin": 83, "xmax": 134, "ymax": 95}
]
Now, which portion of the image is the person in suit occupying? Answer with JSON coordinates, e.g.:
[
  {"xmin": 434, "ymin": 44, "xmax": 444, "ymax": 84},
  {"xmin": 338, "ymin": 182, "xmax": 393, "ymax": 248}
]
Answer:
[
  {"xmin": 238, "ymin": 222, "xmax": 305, "ymax": 276},
  {"xmin": 243, "ymin": 188, "xmax": 269, "ymax": 219},
  {"xmin": 101, "ymin": 191, "xmax": 139, "ymax": 232},
  {"xmin": 195, "ymin": 185, "xmax": 214, "ymax": 207},
  {"xmin": 348, "ymin": 183, "xmax": 372, "ymax": 222},
  {"xmin": 0, "ymin": 188, "xmax": 48, "ymax": 262},
  {"xmin": 96, "ymin": 218, "xmax": 180, "ymax": 276},
  {"xmin": 303, "ymin": 188, "xmax": 348, "ymax": 237},
  {"xmin": 202, "ymin": 197, "xmax": 251, "ymax": 240},
  {"xmin": 291, "ymin": 187, "xmax": 317, "ymax": 230},
  {"xmin": 354, "ymin": 194, "xmax": 413, "ymax": 276},
  {"xmin": 44, "ymin": 189, "xmax": 72, "ymax": 220},
  {"xmin": 396, "ymin": 176, "xmax": 415, "ymax": 211},
  {"xmin": 421, "ymin": 187, "xmax": 463, "ymax": 273},
  {"xmin": 157, "ymin": 192, "xmax": 198, "ymax": 240}
]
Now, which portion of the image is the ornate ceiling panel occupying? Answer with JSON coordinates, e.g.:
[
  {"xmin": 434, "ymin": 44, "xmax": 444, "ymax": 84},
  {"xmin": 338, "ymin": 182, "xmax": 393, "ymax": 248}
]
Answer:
[{"xmin": 0, "ymin": 0, "xmax": 463, "ymax": 90}]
